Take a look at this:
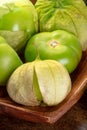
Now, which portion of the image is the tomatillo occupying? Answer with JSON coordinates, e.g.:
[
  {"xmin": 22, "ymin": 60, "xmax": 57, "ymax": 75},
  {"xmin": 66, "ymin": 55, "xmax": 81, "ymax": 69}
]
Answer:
[
  {"xmin": 0, "ymin": 0, "xmax": 38, "ymax": 51},
  {"xmin": 0, "ymin": 43, "xmax": 23, "ymax": 86},
  {"xmin": 24, "ymin": 30, "xmax": 82, "ymax": 73},
  {"xmin": 7, "ymin": 59, "xmax": 71, "ymax": 106}
]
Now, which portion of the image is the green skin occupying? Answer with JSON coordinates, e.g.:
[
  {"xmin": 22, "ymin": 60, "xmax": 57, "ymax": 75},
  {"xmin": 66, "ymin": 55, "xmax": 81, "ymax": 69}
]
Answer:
[
  {"xmin": 0, "ymin": 6, "xmax": 36, "ymax": 33},
  {"xmin": 0, "ymin": 43, "xmax": 23, "ymax": 86},
  {"xmin": 0, "ymin": 2, "xmax": 38, "ymax": 51},
  {"xmin": 25, "ymin": 30, "xmax": 82, "ymax": 73}
]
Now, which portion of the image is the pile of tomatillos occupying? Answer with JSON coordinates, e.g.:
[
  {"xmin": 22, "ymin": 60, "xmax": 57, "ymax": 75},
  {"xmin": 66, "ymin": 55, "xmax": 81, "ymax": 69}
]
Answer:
[{"xmin": 0, "ymin": 0, "xmax": 87, "ymax": 106}]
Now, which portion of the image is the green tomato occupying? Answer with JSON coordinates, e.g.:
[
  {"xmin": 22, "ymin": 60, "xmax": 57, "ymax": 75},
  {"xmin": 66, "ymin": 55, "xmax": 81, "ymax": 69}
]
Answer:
[
  {"xmin": 25, "ymin": 30, "xmax": 82, "ymax": 73},
  {"xmin": 0, "ymin": 44, "xmax": 23, "ymax": 86},
  {"xmin": 0, "ymin": 0, "xmax": 38, "ymax": 51}
]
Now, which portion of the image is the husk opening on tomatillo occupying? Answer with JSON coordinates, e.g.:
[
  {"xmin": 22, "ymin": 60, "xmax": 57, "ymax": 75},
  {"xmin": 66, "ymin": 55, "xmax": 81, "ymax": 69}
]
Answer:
[{"xmin": 7, "ymin": 59, "xmax": 71, "ymax": 106}]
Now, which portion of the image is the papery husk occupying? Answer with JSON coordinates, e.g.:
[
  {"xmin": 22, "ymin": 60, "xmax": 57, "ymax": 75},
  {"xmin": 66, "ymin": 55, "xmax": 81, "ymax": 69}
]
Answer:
[
  {"xmin": 35, "ymin": 60, "xmax": 71, "ymax": 106},
  {"xmin": 7, "ymin": 59, "xmax": 71, "ymax": 106},
  {"xmin": 7, "ymin": 62, "xmax": 40, "ymax": 106}
]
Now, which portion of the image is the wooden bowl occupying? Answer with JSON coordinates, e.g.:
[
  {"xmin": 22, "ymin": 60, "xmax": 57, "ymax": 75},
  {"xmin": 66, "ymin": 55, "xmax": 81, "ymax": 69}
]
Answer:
[{"xmin": 0, "ymin": 50, "xmax": 87, "ymax": 124}]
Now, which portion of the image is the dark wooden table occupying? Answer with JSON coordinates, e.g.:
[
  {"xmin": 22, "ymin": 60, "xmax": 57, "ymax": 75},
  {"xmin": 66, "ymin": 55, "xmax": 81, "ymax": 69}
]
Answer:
[{"xmin": 0, "ymin": 90, "xmax": 87, "ymax": 130}]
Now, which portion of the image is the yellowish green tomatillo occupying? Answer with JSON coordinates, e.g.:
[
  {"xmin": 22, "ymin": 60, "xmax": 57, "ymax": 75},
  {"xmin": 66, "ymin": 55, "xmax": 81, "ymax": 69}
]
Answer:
[
  {"xmin": 0, "ymin": 0, "xmax": 38, "ymax": 51},
  {"xmin": 7, "ymin": 59, "xmax": 71, "ymax": 106}
]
